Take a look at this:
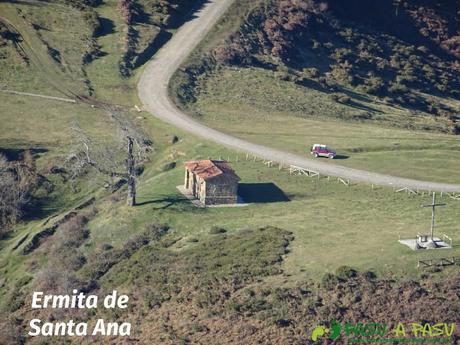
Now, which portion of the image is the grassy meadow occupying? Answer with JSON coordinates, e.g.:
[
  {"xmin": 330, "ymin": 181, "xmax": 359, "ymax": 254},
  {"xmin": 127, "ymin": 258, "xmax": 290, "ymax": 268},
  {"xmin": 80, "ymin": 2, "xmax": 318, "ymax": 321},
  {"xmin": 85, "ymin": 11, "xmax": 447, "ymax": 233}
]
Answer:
[
  {"xmin": 0, "ymin": 1, "xmax": 93, "ymax": 96},
  {"xmin": 1, "ymin": 100, "xmax": 459, "ymax": 300},
  {"xmin": 84, "ymin": 0, "xmax": 144, "ymax": 105},
  {"xmin": 86, "ymin": 129, "xmax": 460, "ymax": 281},
  {"xmin": 180, "ymin": 66, "xmax": 460, "ymax": 184}
]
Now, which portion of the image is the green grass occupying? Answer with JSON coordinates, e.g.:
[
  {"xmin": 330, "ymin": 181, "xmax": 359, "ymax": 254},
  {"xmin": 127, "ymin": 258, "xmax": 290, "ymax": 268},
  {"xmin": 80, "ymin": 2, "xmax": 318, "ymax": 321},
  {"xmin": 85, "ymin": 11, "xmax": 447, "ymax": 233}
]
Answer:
[
  {"xmin": 182, "ymin": 66, "xmax": 460, "ymax": 184},
  {"xmin": 77, "ymin": 118, "xmax": 460, "ymax": 281},
  {"xmin": 0, "ymin": 1, "xmax": 92, "ymax": 96},
  {"xmin": 85, "ymin": 0, "xmax": 141, "ymax": 105},
  {"xmin": 0, "ymin": 94, "xmax": 117, "ymax": 149},
  {"xmin": 3, "ymin": 112, "xmax": 458, "ymax": 298},
  {"xmin": 0, "ymin": 0, "xmax": 143, "ymax": 105}
]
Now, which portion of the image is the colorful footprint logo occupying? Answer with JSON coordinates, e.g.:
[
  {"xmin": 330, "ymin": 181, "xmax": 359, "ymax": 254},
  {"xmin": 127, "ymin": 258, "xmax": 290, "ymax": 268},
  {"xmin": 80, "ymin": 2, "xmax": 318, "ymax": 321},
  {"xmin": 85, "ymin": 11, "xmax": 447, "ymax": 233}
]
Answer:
[
  {"xmin": 311, "ymin": 325, "xmax": 329, "ymax": 341},
  {"xmin": 311, "ymin": 321, "xmax": 342, "ymax": 342},
  {"xmin": 329, "ymin": 320, "xmax": 342, "ymax": 341}
]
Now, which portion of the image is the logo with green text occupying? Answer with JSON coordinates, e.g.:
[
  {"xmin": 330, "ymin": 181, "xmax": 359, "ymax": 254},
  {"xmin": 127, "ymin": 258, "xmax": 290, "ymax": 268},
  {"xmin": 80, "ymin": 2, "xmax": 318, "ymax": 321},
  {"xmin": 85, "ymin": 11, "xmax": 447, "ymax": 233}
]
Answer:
[{"xmin": 311, "ymin": 320, "xmax": 456, "ymax": 343}]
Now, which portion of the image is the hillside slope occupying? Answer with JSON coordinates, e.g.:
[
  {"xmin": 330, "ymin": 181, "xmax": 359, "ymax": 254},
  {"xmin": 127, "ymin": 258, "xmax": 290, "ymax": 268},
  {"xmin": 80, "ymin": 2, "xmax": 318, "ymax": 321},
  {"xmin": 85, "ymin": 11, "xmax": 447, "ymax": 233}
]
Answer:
[{"xmin": 175, "ymin": 0, "xmax": 460, "ymax": 134}]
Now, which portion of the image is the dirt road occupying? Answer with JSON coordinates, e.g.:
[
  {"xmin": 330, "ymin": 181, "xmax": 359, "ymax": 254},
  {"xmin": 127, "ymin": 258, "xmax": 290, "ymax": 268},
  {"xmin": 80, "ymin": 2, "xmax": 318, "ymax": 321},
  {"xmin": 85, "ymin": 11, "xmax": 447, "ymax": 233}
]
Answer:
[{"xmin": 138, "ymin": 0, "xmax": 460, "ymax": 193}]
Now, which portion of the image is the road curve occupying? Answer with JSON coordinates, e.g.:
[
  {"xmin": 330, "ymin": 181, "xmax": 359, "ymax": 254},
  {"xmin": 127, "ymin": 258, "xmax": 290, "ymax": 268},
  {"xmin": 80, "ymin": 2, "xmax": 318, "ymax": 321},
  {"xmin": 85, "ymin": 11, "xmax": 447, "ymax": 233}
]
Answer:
[{"xmin": 138, "ymin": 0, "xmax": 460, "ymax": 193}]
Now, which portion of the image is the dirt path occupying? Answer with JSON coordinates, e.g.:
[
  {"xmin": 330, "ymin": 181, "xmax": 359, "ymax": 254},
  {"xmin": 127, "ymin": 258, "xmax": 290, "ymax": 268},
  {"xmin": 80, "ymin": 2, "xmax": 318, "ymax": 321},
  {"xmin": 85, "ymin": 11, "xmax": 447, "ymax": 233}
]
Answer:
[
  {"xmin": 0, "ymin": 89, "xmax": 76, "ymax": 103},
  {"xmin": 138, "ymin": 0, "xmax": 460, "ymax": 193}
]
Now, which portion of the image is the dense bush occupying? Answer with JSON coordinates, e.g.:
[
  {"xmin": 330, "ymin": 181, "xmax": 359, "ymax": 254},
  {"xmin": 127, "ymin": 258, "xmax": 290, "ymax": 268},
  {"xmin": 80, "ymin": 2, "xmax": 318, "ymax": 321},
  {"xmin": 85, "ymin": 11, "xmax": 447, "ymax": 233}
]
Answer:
[
  {"xmin": 335, "ymin": 265, "xmax": 358, "ymax": 280},
  {"xmin": 321, "ymin": 272, "xmax": 339, "ymax": 289},
  {"xmin": 81, "ymin": 223, "xmax": 169, "ymax": 282},
  {"xmin": 209, "ymin": 226, "xmax": 227, "ymax": 234},
  {"xmin": 117, "ymin": 0, "xmax": 140, "ymax": 24},
  {"xmin": 34, "ymin": 212, "xmax": 92, "ymax": 292},
  {"xmin": 0, "ymin": 152, "xmax": 39, "ymax": 238}
]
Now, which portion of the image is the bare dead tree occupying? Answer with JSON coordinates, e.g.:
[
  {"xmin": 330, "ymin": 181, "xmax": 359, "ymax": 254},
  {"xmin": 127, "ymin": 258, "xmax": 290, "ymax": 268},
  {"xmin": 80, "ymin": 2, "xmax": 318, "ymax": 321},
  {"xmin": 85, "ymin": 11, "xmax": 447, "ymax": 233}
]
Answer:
[
  {"xmin": 126, "ymin": 136, "xmax": 136, "ymax": 206},
  {"xmin": 65, "ymin": 111, "xmax": 152, "ymax": 207}
]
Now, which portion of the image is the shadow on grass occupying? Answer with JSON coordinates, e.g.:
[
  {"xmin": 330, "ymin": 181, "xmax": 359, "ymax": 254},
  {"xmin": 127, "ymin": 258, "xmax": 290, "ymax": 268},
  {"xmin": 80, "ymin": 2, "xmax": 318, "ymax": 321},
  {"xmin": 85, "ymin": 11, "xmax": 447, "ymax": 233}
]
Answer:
[
  {"xmin": 95, "ymin": 17, "xmax": 115, "ymax": 38},
  {"xmin": 134, "ymin": 30, "xmax": 172, "ymax": 68},
  {"xmin": 2, "ymin": 0, "xmax": 46, "ymax": 6},
  {"xmin": 238, "ymin": 183, "xmax": 289, "ymax": 204},
  {"xmin": 166, "ymin": 0, "xmax": 211, "ymax": 30},
  {"xmin": 0, "ymin": 230, "xmax": 13, "ymax": 243},
  {"xmin": 133, "ymin": 0, "xmax": 210, "ymax": 69},
  {"xmin": 21, "ymin": 197, "xmax": 61, "ymax": 222},
  {"xmin": 136, "ymin": 195, "xmax": 203, "ymax": 212},
  {"xmin": 334, "ymin": 155, "xmax": 349, "ymax": 160},
  {"xmin": 346, "ymin": 99, "xmax": 383, "ymax": 114},
  {"xmin": 0, "ymin": 147, "xmax": 48, "ymax": 161}
]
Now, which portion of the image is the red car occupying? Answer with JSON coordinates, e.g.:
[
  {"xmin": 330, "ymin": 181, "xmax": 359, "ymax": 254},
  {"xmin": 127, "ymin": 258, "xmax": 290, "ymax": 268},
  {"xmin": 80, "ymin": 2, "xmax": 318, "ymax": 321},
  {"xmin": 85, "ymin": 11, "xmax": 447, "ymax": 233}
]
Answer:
[{"xmin": 311, "ymin": 144, "xmax": 336, "ymax": 159}]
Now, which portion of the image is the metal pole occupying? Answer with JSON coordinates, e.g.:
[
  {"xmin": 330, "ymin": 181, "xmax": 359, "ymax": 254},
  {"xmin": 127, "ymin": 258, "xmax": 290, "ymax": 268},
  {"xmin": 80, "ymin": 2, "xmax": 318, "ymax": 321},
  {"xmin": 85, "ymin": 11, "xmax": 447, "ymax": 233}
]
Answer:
[
  {"xmin": 431, "ymin": 193, "xmax": 435, "ymax": 240},
  {"xmin": 422, "ymin": 192, "xmax": 445, "ymax": 242}
]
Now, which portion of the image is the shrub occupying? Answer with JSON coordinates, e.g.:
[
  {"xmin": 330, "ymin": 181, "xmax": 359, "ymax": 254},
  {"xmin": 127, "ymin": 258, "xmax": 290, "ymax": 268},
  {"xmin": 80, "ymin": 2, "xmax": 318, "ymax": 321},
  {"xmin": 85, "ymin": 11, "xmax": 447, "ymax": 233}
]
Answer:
[
  {"xmin": 214, "ymin": 39, "xmax": 251, "ymax": 65},
  {"xmin": 330, "ymin": 93, "xmax": 350, "ymax": 104},
  {"xmin": 329, "ymin": 93, "xmax": 340, "ymax": 102},
  {"xmin": 35, "ymin": 266, "xmax": 81, "ymax": 292},
  {"xmin": 388, "ymin": 82, "xmax": 408, "ymax": 94},
  {"xmin": 302, "ymin": 67, "xmax": 319, "ymax": 79},
  {"xmin": 364, "ymin": 76, "xmax": 384, "ymax": 94},
  {"xmin": 363, "ymin": 271, "xmax": 377, "ymax": 280},
  {"xmin": 336, "ymin": 266, "xmax": 357, "ymax": 280},
  {"xmin": 0, "ymin": 318, "xmax": 23, "ymax": 345},
  {"xmin": 98, "ymin": 243, "xmax": 113, "ymax": 251},
  {"xmin": 338, "ymin": 95, "xmax": 351, "ymax": 104},
  {"xmin": 321, "ymin": 273, "xmax": 339, "ymax": 289},
  {"xmin": 274, "ymin": 65, "xmax": 295, "ymax": 81},
  {"xmin": 144, "ymin": 223, "xmax": 169, "ymax": 241},
  {"xmin": 258, "ymin": 0, "xmax": 326, "ymax": 58},
  {"xmin": 0, "ymin": 153, "xmax": 39, "ymax": 237},
  {"xmin": 56, "ymin": 214, "xmax": 89, "ymax": 247},
  {"xmin": 209, "ymin": 226, "xmax": 227, "ymax": 235},
  {"xmin": 159, "ymin": 162, "xmax": 176, "ymax": 172}
]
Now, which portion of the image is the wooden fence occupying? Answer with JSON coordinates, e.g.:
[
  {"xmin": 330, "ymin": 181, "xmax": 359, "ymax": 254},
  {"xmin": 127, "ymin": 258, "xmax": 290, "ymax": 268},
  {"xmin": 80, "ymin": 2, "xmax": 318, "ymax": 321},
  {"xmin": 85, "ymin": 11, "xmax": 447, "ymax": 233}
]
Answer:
[
  {"xmin": 417, "ymin": 257, "xmax": 458, "ymax": 268},
  {"xmin": 214, "ymin": 154, "xmax": 460, "ymax": 199}
]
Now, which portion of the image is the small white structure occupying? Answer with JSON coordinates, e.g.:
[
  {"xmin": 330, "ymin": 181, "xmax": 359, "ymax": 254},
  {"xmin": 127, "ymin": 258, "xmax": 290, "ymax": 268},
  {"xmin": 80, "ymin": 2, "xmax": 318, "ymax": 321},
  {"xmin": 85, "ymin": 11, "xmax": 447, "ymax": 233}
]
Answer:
[
  {"xmin": 399, "ymin": 234, "xmax": 452, "ymax": 251},
  {"xmin": 398, "ymin": 193, "xmax": 453, "ymax": 251}
]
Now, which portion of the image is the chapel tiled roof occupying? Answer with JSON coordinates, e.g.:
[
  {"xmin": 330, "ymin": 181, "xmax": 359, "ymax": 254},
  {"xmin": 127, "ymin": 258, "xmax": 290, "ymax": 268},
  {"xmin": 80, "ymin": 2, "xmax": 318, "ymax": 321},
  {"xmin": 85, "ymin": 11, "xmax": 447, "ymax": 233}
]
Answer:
[{"xmin": 185, "ymin": 160, "xmax": 240, "ymax": 181}]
